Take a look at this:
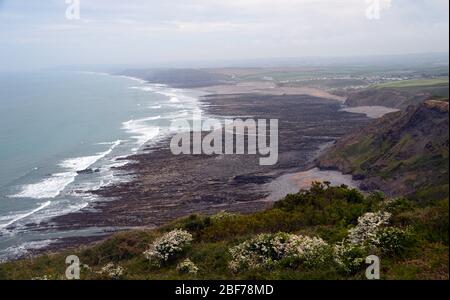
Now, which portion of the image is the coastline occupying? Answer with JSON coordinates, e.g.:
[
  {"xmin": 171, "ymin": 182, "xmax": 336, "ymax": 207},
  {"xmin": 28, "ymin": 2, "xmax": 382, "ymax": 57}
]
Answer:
[
  {"xmin": 30, "ymin": 88, "xmax": 371, "ymax": 256},
  {"xmin": 0, "ymin": 73, "xmax": 209, "ymax": 261}
]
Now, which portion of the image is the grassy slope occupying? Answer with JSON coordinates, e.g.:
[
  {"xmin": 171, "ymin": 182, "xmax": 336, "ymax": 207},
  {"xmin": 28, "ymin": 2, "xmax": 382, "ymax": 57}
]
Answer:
[
  {"xmin": 317, "ymin": 100, "xmax": 449, "ymax": 202},
  {"xmin": 345, "ymin": 79, "xmax": 449, "ymax": 108},
  {"xmin": 0, "ymin": 184, "xmax": 447, "ymax": 280},
  {"xmin": 374, "ymin": 78, "xmax": 450, "ymax": 99},
  {"xmin": 372, "ymin": 78, "xmax": 449, "ymax": 89}
]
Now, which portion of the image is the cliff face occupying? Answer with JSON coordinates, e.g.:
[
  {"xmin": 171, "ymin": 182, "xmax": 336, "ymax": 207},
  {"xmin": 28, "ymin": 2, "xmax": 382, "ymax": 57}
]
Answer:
[
  {"xmin": 317, "ymin": 100, "xmax": 449, "ymax": 202},
  {"xmin": 344, "ymin": 88, "xmax": 431, "ymax": 109}
]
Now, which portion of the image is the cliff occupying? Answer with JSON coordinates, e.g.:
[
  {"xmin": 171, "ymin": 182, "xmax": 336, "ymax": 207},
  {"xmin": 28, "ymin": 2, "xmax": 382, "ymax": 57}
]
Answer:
[{"xmin": 317, "ymin": 99, "xmax": 449, "ymax": 202}]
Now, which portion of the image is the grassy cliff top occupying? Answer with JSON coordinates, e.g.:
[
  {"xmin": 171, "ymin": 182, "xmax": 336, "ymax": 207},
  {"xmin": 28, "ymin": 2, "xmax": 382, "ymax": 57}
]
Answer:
[
  {"xmin": 0, "ymin": 184, "xmax": 447, "ymax": 280},
  {"xmin": 372, "ymin": 78, "xmax": 449, "ymax": 89}
]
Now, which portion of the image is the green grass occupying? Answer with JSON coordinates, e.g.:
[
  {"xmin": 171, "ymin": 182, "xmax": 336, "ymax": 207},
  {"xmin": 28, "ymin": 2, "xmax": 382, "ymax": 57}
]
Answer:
[{"xmin": 373, "ymin": 78, "xmax": 449, "ymax": 89}]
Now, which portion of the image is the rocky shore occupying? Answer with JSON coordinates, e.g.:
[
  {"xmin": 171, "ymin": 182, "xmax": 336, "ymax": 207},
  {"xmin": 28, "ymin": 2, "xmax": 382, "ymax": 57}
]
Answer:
[{"xmin": 41, "ymin": 92, "xmax": 371, "ymax": 251}]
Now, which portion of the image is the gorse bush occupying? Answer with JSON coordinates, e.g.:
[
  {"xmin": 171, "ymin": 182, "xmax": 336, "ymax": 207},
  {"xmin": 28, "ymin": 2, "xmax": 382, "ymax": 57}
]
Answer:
[{"xmin": 143, "ymin": 229, "xmax": 193, "ymax": 266}]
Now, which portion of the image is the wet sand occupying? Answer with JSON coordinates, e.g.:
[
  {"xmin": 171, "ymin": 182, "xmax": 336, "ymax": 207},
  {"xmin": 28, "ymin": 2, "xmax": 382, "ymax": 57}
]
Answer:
[
  {"xmin": 197, "ymin": 81, "xmax": 346, "ymax": 102},
  {"xmin": 340, "ymin": 106, "xmax": 400, "ymax": 119},
  {"xmin": 263, "ymin": 167, "xmax": 360, "ymax": 202}
]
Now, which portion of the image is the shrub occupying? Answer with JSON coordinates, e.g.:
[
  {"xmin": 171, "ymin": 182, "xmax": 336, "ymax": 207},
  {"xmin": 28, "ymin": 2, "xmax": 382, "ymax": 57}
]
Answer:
[
  {"xmin": 99, "ymin": 263, "xmax": 125, "ymax": 279},
  {"xmin": 348, "ymin": 211, "xmax": 391, "ymax": 245},
  {"xmin": 143, "ymin": 229, "xmax": 193, "ymax": 266},
  {"xmin": 381, "ymin": 197, "xmax": 415, "ymax": 215},
  {"xmin": 31, "ymin": 275, "xmax": 52, "ymax": 280},
  {"xmin": 284, "ymin": 235, "xmax": 332, "ymax": 268},
  {"xmin": 375, "ymin": 227, "xmax": 415, "ymax": 255},
  {"xmin": 333, "ymin": 242, "xmax": 367, "ymax": 274},
  {"xmin": 177, "ymin": 259, "xmax": 199, "ymax": 275},
  {"xmin": 228, "ymin": 233, "xmax": 330, "ymax": 273},
  {"xmin": 210, "ymin": 211, "xmax": 238, "ymax": 221},
  {"xmin": 183, "ymin": 215, "xmax": 211, "ymax": 232}
]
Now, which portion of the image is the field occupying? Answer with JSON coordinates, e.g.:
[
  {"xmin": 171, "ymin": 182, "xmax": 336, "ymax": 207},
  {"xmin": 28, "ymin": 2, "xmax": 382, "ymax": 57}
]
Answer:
[{"xmin": 373, "ymin": 78, "xmax": 449, "ymax": 89}]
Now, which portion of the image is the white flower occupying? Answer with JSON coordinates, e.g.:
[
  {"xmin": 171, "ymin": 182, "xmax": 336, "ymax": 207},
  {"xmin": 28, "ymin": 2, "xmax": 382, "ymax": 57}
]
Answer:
[
  {"xmin": 375, "ymin": 227, "xmax": 412, "ymax": 254},
  {"xmin": 99, "ymin": 263, "xmax": 125, "ymax": 279},
  {"xmin": 211, "ymin": 211, "xmax": 237, "ymax": 221},
  {"xmin": 31, "ymin": 275, "xmax": 51, "ymax": 280},
  {"xmin": 333, "ymin": 242, "xmax": 366, "ymax": 274},
  {"xmin": 143, "ymin": 229, "xmax": 193, "ymax": 266},
  {"xmin": 348, "ymin": 211, "xmax": 391, "ymax": 245},
  {"xmin": 285, "ymin": 235, "xmax": 330, "ymax": 266},
  {"xmin": 177, "ymin": 258, "xmax": 199, "ymax": 275},
  {"xmin": 228, "ymin": 232, "xmax": 330, "ymax": 272}
]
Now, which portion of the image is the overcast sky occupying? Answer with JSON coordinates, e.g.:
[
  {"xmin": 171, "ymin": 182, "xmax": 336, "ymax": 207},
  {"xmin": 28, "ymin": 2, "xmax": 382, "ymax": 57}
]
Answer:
[{"xmin": 0, "ymin": 0, "xmax": 448, "ymax": 70}]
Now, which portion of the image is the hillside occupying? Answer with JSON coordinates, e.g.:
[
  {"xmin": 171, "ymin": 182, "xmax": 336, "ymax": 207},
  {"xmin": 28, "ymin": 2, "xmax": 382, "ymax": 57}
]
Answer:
[
  {"xmin": 344, "ymin": 79, "xmax": 449, "ymax": 109},
  {"xmin": 317, "ymin": 99, "xmax": 449, "ymax": 202},
  {"xmin": 0, "ymin": 183, "xmax": 448, "ymax": 280}
]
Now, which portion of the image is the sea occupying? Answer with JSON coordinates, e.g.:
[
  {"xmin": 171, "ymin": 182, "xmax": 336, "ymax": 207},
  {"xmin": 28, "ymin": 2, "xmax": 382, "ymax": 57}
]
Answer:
[{"xmin": 0, "ymin": 70, "xmax": 204, "ymax": 261}]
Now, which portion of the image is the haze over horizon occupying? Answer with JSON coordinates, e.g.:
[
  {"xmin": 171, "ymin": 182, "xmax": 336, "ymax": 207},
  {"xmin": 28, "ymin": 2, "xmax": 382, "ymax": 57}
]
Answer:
[{"xmin": 0, "ymin": 0, "xmax": 449, "ymax": 71}]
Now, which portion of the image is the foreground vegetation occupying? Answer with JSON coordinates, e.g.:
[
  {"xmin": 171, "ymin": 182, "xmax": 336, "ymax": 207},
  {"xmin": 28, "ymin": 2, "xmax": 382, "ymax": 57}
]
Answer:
[{"xmin": 0, "ymin": 183, "xmax": 447, "ymax": 280}]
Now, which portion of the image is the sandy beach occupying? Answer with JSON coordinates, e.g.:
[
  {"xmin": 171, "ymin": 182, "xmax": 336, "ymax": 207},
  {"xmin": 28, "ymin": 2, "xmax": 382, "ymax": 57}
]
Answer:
[
  {"xmin": 339, "ymin": 106, "xmax": 400, "ymax": 118},
  {"xmin": 198, "ymin": 81, "xmax": 346, "ymax": 102}
]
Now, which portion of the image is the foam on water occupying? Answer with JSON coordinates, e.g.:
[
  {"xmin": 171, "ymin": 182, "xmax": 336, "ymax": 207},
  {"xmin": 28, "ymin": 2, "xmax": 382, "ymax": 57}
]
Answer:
[
  {"xmin": 116, "ymin": 75, "xmax": 147, "ymax": 84},
  {"xmin": 0, "ymin": 201, "xmax": 51, "ymax": 230},
  {"xmin": 10, "ymin": 140, "xmax": 122, "ymax": 199},
  {"xmin": 131, "ymin": 85, "xmax": 199, "ymax": 105},
  {"xmin": 0, "ymin": 73, "xmax": 205, "ymax": 260},
  {"xmin": 167, "ymin": 103, "xmax": 185, "ymax": 108},
  {"xmin": 0, "ymin": 239, "xmax": 56, "ymax": 262},
  {"xmin": 122, "ymin": 116, "xmax": 161, "ymax": 152}
]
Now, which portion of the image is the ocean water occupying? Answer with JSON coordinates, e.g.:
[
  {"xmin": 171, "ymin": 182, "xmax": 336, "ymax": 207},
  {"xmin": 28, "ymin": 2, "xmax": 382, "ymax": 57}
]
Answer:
[{"xmin": 0, "ymin": 71, "xmax": 203, "ymax": 261}]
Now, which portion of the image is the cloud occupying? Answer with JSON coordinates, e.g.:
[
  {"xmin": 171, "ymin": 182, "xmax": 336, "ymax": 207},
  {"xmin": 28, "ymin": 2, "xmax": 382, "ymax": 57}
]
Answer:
[{"xmin": 0, "ymin": 0, "xmax": 448, "ymax": 70}]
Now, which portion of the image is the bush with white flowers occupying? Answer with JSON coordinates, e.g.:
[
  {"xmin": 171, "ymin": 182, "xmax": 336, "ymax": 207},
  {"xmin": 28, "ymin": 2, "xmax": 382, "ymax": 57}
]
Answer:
[
  {"xmin": 99, "ymin": 263, "xmax": 125, "ymax": 279},
  {"xmin": 284, "ymin": 234, "xmax": 331, "ymax": 267},
  {"xmin": 333, "ymin": 241, "xmax": 367, "ymax": 274},
  {"xmin": 334, "ymin": 209, "xmax": 416, "ymax": 273},
  {"xmin": 177, "ymin": 258, "xmax": 199, "ymax": 275},
  {"xmin": 228, "ymin": 233, "xmax": 287, "ymax": 272},
  {"xmin": 211, "ymin": 211, "xmax": 237, "ymax": 221},
  {"xmin": 228, "ymin": 232, "xmax": 330, "ymax": 272},
  {"xmin": 143, "ymin": 229, "xmax": 193, "ymax": 266},
  {"xmin": 375, "ymin": 227, "xmax": 413, "ymax": 255},
  {"xmin": 31, "ymin": 275, "xmax": 51, "ymax": 280},
  {"xmin": 348, "ymin": 211, "xmax": 391, "ymax": 245}
]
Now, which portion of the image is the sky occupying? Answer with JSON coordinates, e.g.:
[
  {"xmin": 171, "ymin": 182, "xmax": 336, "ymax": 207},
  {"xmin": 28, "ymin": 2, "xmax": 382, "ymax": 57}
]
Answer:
[{"xmin": 0, "ymin": 0, "xmax": 449, "ymax": 70}]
